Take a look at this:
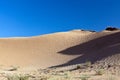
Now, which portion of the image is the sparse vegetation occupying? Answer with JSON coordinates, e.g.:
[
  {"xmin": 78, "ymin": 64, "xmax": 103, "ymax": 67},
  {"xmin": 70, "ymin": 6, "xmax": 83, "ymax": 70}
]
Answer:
[
  {"xmin": 0, "ymin": 63, "xmax": 120, "ymax": 80},
  {"xmin": 105, "ymin": 27, "xmax": 119, "ymax": 31},
  {"xmin": 76, "ymin": 64, "xmax": 83, "ymax": 69},
  {"xmin": 4, "ymin": 66, "xmax": 20, "ymax": 71},
  {"xmin": 6, "ymin": 74, "xmax": 30, "ymax": 80},
  {"xmin": 107, "ymin": 75, "xmax": 117, "ymax": 80},
  {"xmin": 95, "ymin": 69, "xmax": 104, "ymax": 75},
  {"xmin": 85, "ymin": 61, "xmax": 91, "ymax": 67},
  {"xmin": 79, "ymin": 75, "xmax": 90, "ymax": 80}
]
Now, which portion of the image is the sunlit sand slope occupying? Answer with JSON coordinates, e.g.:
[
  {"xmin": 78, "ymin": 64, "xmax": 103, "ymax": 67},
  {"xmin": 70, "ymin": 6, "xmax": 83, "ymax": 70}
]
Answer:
[{"xmin": 0, "ymin": 29, "xmax": 120, "ymax": 69}]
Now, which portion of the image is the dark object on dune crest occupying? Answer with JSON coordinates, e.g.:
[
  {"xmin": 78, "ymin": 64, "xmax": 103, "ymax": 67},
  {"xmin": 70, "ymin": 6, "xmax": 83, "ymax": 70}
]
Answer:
[
  {"xmin": 105, "ymin": 27, "xmax": 119, "ymax": 31},
  {"xmin": 89, "ymin": 30, "xmax": 96, "ymax": 32},
  {"xmin": 81, "ymin": 29, "xmax": 96, "ymax": 32}
]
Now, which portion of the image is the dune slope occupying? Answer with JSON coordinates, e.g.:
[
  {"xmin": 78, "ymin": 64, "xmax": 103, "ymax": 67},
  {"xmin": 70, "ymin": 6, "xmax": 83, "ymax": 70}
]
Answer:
[{"xmin": 0, "ymin": 30, "xmax": 120, "ymax": 69}]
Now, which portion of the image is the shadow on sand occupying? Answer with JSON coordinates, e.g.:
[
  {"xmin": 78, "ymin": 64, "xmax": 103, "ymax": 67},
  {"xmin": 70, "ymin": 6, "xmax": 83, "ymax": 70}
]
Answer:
[{"xmin": 50, "ymin": 32, "xmax": 120, "ymax": 68}]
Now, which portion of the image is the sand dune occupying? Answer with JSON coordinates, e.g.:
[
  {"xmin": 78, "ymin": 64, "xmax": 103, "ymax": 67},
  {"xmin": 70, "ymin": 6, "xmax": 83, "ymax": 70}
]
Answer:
[{"xmin": 0, "ymin": 29, "xmax": 120, "ymax": 69}]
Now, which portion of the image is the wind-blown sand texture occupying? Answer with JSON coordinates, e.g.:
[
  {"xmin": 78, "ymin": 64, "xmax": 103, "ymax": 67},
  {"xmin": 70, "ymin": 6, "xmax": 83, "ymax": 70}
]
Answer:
[
  {"xmin": 0, "ymin": 29, "xmax": 120, "ymax": 69},
  {"xmin": 0, "ymin": 29, "xmax": 120, "ymax": 80}
]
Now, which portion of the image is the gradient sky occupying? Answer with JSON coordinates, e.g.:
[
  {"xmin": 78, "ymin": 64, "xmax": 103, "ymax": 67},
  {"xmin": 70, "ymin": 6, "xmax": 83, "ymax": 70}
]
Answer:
[{"xmin": 0, "ymin": 0, "xmax": 120, "ymax": 37}]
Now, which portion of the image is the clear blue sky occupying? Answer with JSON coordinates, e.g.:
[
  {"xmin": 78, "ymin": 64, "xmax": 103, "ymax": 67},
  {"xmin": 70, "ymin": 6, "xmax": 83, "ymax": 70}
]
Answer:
[{"xmin": 0, "ymin": 0, "xmax": 120, "ymax": 37}]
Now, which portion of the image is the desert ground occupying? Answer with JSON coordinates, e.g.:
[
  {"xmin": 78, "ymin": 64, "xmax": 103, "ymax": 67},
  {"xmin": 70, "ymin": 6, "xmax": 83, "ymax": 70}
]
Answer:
[{"xmin": 0, "ymin": 28, "xmax": 120, "ymax": 80}]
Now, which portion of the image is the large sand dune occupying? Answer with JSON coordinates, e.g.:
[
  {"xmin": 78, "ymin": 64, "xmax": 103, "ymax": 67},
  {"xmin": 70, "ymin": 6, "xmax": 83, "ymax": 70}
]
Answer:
[{"xmin": 0, "ymin": 29, "xmax": 120, "ymax": 69}]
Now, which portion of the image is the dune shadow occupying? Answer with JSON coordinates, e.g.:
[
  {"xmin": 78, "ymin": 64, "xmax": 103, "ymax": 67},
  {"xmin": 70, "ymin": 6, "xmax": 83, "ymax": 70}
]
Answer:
[{"xmin": 50, "ymin": 32, "xmax": 120, "ymax": 68}]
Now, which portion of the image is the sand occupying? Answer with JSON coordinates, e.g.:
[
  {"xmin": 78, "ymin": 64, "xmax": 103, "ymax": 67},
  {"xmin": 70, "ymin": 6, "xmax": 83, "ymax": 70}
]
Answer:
[
  {"xmin": 0, "ymin": 29, "xmax": 120, "ymax": 79},
  {"xmin": 0, "ymin": 29, "xmax": 120, "ymax": 69}
]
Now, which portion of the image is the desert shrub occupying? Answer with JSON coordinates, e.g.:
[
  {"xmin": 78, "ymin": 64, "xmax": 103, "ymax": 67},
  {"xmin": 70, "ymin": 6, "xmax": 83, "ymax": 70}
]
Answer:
[
  {"xmin": 79, "ymin": 75, "xmax": 90, "ymax": 80},
  {"xmin": 85, "ymin": 61, "xmax": 91, "ymax": 67},
  {"xmin": 105, "ymin": 27, "xmax": 119, "ymax": 31},
  {"xmin": 39, "ymin": 75, "xmax": 49, "ymax": 80},
  {"xmin": 63, "ymin": 71, "xmax": 71, "ymax": 79},
  {"xmin": 76, "ymin": 64, "xmax": 82, "ymax": 69},
  {"xmin": 95, "ymin": 69, "xmax": 104, "ymax": 75},
  {"xmin": 76, "ymin": 61, "xmax": 91, "ymax": 69},
  {"xmin": 6, "ymin": 74, "xmax": 29, "ymax": 80}
]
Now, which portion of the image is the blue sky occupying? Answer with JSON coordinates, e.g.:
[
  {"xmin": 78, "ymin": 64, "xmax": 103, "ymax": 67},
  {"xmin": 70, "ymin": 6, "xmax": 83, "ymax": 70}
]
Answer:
[{"xmin": 0, "ymin": 0, "xmax": 120, "ymax": 37}]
